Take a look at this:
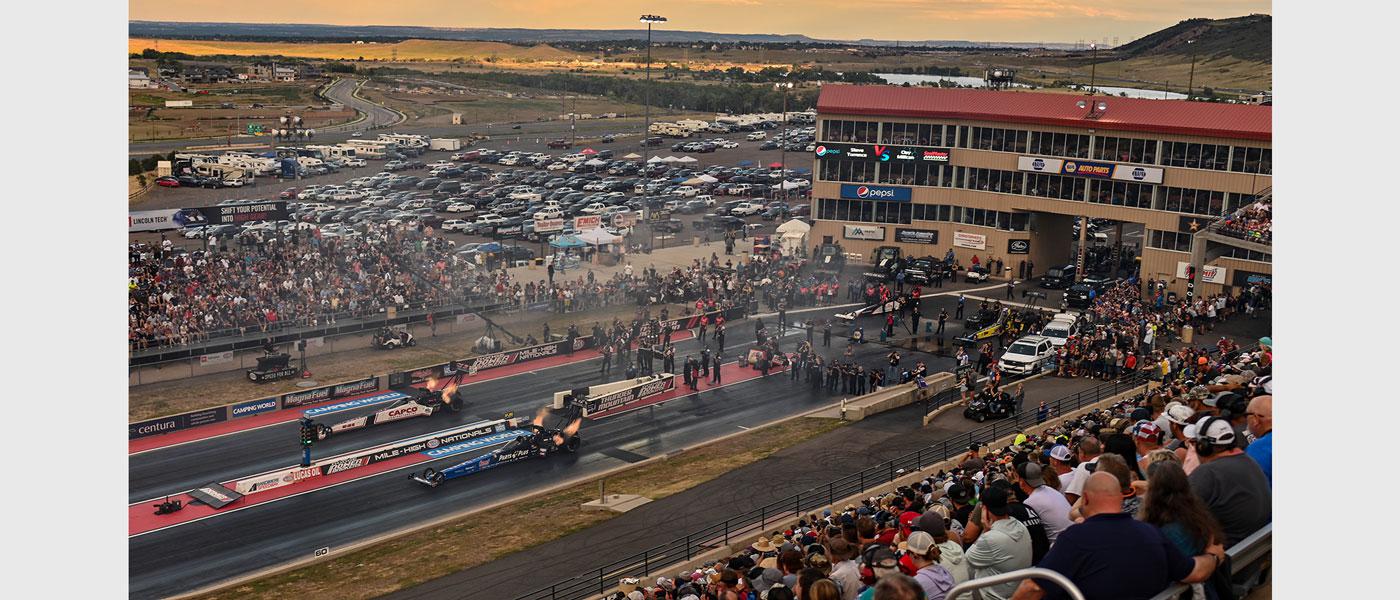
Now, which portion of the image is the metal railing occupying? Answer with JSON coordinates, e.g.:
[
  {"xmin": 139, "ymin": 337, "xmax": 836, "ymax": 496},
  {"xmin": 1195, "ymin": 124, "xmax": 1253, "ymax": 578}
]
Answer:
[
  {"xmin": 947, "ymin": 567, "xmax": 1086, "ymax": 600},
  {"xmin": 1204, "ymin": 186, "xmax": 1272, "ymax": 245},
  {"xmin": 516, "ymin": 373, "xmax": 1151, "ymax": 600},
  {"xmin": 1149, "ymin": 523, "xmax": 1272, "ymax": 600}
]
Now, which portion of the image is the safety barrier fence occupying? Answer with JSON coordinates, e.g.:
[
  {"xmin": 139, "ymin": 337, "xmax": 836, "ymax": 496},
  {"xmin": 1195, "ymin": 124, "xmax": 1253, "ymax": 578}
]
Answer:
[{"xmin": 517, "ymin": 372, "xmax": 1151, "ymax": 600}]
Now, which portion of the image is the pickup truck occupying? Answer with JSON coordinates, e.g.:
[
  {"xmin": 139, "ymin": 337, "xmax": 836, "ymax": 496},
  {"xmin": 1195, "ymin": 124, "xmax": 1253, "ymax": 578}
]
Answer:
[
  {"xmin": 730, "ymin": 202, "xmax": 764, "ymax": 216},
  {"xmin": 547, "ymin": 139, "xmax": 572, "ymax": 149}
]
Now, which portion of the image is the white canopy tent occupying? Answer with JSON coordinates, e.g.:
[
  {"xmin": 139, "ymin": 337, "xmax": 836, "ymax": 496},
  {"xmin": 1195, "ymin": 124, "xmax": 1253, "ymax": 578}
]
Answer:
[
  {"xmin": 676, "ymin": 156, "xmax": 698, "ymax": 164},
  {"xmin": 696, "ymin": 174, "xmax": 719, "ymax": 183},
  {"xmin": 648, "ymin": 156, "xmax": 665, "ymax": 163},
  {"xmin": 775, "ymin": 218, "xmax": 812, "ymax": 255},
  {"xmin": 577, "ymin": 227, "xmax": 622, "ymax": 245},
  {"xmin": 622, "ymin": 153, "xmax": 643, "ymax": 159},
  {"xmin": 585, "ymin": 158, "xmax": 607, "ymax": 166},
  {"xmin": 662, "ymin": 156, "xmax": 680, "ymax": 163}
]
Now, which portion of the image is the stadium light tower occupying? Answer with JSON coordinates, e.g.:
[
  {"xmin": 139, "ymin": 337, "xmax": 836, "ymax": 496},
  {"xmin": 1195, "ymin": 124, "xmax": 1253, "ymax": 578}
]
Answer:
[
  {"xmin": 640, "ymin": 14, "xmax": 668, "ymax": 150},
  {"xmin": 1087, "ymin": 43, "xmax": 1097, "ymax": 95},
  {"xmin": 1186, "ymin": 39, "xmax": 1198, "ymax": 100}
]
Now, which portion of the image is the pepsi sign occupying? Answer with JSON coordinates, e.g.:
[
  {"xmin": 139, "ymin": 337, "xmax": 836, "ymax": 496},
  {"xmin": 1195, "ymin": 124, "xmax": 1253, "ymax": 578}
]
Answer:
[{"xmin": 840, "ymin": 184, "xmax": 911, "ymax": 202}]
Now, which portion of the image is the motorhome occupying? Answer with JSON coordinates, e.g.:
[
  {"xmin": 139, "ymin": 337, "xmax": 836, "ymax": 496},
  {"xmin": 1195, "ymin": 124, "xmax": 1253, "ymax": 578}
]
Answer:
[
  {"xmin": 676, "ymin": 119, "xmax": 709, "ymax": 132},
  {"xmin": 379, "ymin": 133, "xmax": 430, "ymax": 149},
  {"xmin": 344, "ymin": 139, "xmax": 393, "ymax": 159}
]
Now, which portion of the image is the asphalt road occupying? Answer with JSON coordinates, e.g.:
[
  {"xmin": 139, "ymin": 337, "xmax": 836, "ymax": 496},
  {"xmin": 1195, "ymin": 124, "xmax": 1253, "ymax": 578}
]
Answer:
[{"xmin": 322, "ymin": 78, "xmax": 406, "ymax": 133}]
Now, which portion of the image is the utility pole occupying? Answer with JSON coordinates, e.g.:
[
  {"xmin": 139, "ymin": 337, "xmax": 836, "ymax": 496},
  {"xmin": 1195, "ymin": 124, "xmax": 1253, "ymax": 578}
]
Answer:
[
  {"xmin": 1088, "ymin": 43, "xmax": 1097, "ymax": 95},
  {"xmin": 640, "ymin": 15, "xmax": 668, "ymax": 151},
  {"xmin": 1186, "ymin": 39, "xmax": 1198, "ymax": 100}
]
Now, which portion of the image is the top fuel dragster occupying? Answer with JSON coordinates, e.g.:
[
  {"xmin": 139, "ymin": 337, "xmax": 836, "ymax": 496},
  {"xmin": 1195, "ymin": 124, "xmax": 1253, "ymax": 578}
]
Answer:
[
  {"xmin": 310, "ymin": 374, "xmax": 465, "ymax": 441},
  {"xmin": 409, "ymin": 416, "xmax": 581, "ymax": 487}
]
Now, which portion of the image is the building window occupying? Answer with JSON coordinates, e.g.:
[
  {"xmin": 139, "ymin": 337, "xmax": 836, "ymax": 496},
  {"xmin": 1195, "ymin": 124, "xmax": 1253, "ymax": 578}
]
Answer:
[
  {"xmin": 1148, "ymin": 230, "xmax": 1192, "ymax": 253},
  {"xmin": 1219, "ymin": 248, "xmax": 1272, "ymax": 262},
  {"xmin": 879, "ymin": 161, "xmax": 943, "ymax": 187},
  {"xmin": 1092, "ymin": 135, "xmax": 1158, "ymax": 164},
  {"xmin": 1161, "ymin": 186, "xmax": 1227, "ymax": 216},
  {"xmin": 879, "ymin": 122, "xmax": 948, "ymax": 146},
  {"xmin": 1029, "ymin": 131, "xmax": 1090, "ymax": 159},
  {"xmin": 821, "ymin": 119, "xmax": 879, "ymax": 143},
  {"xmin": 1024, "ymin": 172, "xmax": 1086, "ymax": 201},
  {"xmin": 1162, "ymin": 141, "xmax": 1231, "ymax": 171},
  {"xmin": 1088, "ymin": 180, "xmax": 1154, "ymax": 209},
  {"xmin": 963, "ymin": 167, "xmax": 1024, "ymax": 194},
  {"xmin": 1230, "ymin": 146, "xmax": 1272, "ymax": 175},
  {"xmin": 964, "ymin": 126, "xmax": 1028, "ymax": 153},
  {"xmin": 819, "ymin": 159, "xmax": 876, "ymax": 183}
]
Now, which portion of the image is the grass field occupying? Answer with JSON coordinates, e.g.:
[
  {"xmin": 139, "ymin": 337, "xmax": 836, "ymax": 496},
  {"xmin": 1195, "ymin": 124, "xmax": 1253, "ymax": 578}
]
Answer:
[{"xmin": 189, "ymin": 415, "xmax": 845, "ymax": 600}]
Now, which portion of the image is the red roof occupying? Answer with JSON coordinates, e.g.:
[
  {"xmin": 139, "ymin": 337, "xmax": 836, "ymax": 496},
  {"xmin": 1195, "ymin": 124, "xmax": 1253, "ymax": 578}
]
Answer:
[{"xmin": 816, "ymin": 85, "xmax": 1271, "ymax": 142}]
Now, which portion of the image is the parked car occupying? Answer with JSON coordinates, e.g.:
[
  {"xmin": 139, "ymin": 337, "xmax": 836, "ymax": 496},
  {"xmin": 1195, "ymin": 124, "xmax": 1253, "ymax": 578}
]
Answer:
[
  {"xmin": 998, "ymin": 336, "xmax": 1055, "ymax": 375},
  {"xmin": 155, "ymin": 176, "xmax": 180, "ymax": 188}
]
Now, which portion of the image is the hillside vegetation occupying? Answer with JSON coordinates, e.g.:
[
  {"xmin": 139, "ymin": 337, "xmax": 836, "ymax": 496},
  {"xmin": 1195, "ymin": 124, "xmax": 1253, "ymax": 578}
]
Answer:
[
  {"xmin": 127, "ymin": 38, "xmax": 582, "ymax": 62},
  {"xmin": 1115, "ymin": 14, "xmax": 1271, "ymax": 63}
]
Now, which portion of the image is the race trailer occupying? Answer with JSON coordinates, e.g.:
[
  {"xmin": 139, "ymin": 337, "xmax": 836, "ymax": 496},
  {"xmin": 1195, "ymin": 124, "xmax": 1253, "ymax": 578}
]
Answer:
[
  {"xmin": 309, "ymin": 379, "xmax": 464, "ymax": 440},
  {"xmin": 410, "ymin": 420, "xmax": 580, "ymax": 487},
  {"xmin": 552, "ymin": 373, "xmax": 676, "ymax": 418}
]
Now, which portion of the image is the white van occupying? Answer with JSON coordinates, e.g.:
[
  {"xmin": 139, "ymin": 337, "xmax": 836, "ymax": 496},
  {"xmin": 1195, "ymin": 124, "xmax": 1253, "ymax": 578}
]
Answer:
[
  {"xmin": 1040, "ymin": 313, "xmax": 1081, "ymax": 348},
  {"xmin": 999, "ymin": 335, "xmax": 1055, "ymax": 375}
]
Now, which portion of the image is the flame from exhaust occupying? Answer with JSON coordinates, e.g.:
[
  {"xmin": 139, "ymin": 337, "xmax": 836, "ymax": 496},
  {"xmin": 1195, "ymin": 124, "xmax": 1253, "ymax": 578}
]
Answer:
[
  {"xmin": 426, "ymin": 376, "xmax": 440, "ymax": 391},
  {"xmin": 562, "ymin": 418, "xmax": 582, "ymax": 437},
  {"xmin": 441, "ymin": 383, "xmax": 458, "ymax": 405},
  {"xmin": 554, "ymin": 434, "xmax": 565, "ymax": 446},
  {"xmin": 532, "ymin": 405, "xmax": 550, "ymax": 427}
]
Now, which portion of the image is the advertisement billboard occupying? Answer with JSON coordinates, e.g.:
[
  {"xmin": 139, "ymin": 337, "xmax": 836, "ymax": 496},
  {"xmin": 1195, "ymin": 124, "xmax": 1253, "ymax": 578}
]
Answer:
[
  {"xmin": 534, "ymin": 218, "xmax": 564, "ymax": 233},
  {"xmin": 129, "ymin": 407, "xmax": 229, "ymax": 440},
  {"xmin": 894, "ymin": 228, "xmax": 938, "ymax": 244},
  {"xmin": 815, "ymin": 144, "xmax": 950, "ymax": 163},
  {"xmin": 840, "ymin": 184, "xmax": 912, "ymax": 202},
  {"xmin": 1176, "ymin": 262, "xmax": 1228, "ymax": 284},
  {"xmin": 843, "ymin": 225, "xmax": 886, "ymax": 241},
  {"xmin": 1017, "ymin": 156, "xmax": 1162, "ymax": 184},
  {"xmin": 194, "ymin": 201, "xmax": 289, "ymax": 225},
  {"xmin": 952, "ymin": 232, "xmax": 987, "ymax": 250},
  {"xmin": 1110, "ymin": 164, "xmax": 1164, "ymax": 184},
  {"xmin": 573, "ymin": 215, "xmax": 602, "ymax": 230},
  {"xmin": 1007, "ymin": 239, "xmax": 1031, "ymax": 254},
  {"xmin": 128, "ymin": 209, "xmax": 182, "ymax": 232},
  {"xmin": 1060, "ymin": 160, "xmax": 1115, "ymax": 179}
]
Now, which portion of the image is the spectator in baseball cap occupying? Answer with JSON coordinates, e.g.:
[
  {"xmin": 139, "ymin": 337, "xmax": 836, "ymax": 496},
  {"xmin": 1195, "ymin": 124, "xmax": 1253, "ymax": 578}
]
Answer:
[
  {"xmin": 904, "ymin": 531, "xmax": 953, "ymax": 600},
  {"xmin": 913, "ymin": 507, "xmax": 968, "ymax": 583},
  {"xmin": 964, "ymin": 484, "xmax": 1032, "ymax": 600},
  {"xmin": 1187, "ymin": 417, "xmax": 1272, "ymax": 547},
  {"xmin": 1131, "ymin": 421, "xmax": 1165, "ymax": 473}
]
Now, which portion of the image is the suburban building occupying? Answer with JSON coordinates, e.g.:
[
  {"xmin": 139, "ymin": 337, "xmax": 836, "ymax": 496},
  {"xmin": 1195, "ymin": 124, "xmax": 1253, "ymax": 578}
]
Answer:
[
  {"xmin": 809, "ymin": 85, "xmax": 1272, "ymax": 297},
  {"xmin": 128, "ymin": 69, "xmax": 158, "ymax": 89},
  {"xmin": 246, "ymin": 62, "xmax": 298, "ymax": 82}
]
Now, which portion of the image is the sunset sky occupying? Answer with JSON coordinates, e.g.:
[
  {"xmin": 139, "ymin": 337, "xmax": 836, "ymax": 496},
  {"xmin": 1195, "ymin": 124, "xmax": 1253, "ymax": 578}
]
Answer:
[{"xmin": 129, "ymin": 0, "xmax": 1272, "ymax": 44}]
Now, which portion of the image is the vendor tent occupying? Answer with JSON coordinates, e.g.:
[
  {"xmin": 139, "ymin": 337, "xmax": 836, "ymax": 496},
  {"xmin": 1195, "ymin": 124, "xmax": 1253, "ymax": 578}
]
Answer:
[
  {"xmin": 775, "ymin": 219, "xmax": 811, "ymax": 255},
  {"xmin": 768, "ymin": 162, "xmax": 784, "ymax": 168},
  {"xmin": 579, "ymin": 148, "xmax": 598, "ymax": 155},
  {"xmin": 550, "ymin": 235, "xmax": 585, "ymax": 249},
  {"xmin": 697, "ymin": 174, "xmax": 718, "ymax": 183},
  {"xmin": 662, "ymin": 156, "xmax": 680, "ymax": 163},
  {"xmin": 585, "ymin": 158, "xmax": 606, "ymax": 166},
  {"xmin": 676, "ymin": 156, "xmax": 698, "ymax": 164},
  {"xmin": 622, "ymin": 153, "xmax": 642, "ymax": 159},
  {"xmin": 648, "ymin": 156, "xmax": 665, "ymax": 163},
  {"xmin": 577, "ymin": 227, "xmax": 622, "ymax": 245},
  {"xmin": 683, "ymin": 177, "xmax": 706, "ymax": 186}
]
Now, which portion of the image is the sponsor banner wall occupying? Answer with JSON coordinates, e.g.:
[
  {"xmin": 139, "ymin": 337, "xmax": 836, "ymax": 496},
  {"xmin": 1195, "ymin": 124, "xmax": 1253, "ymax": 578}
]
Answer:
[
  {"xmin": 1060, "ymin": 160, "xmax": 1114, "ymax": 179},
  {"xmin": 282, "ymin": 375, "xmax": 380, "ymax": 409},
  {"xmin": 1176, "ymin": 261, "xmax": 1229, "ymax": 284},
  {"xmin": 231, "ymin": 397, "xmax": 279, "ymax": 419},
  {"xmin": 1110, "ymin": 164, "xmax": 1164, "ymax": 184},
  {"xmin": 195, "ymin": 201, "xmax": 289, "ymax": 225},
  {"xmin": 1017, "ymin": 156, "xmax": 1065, "ymax": 174},
  {"xmin": 843, "ymin": 225, "xmax": 886, "ymax": 241},
  {"xmin": 129, "ymin": 209, "xmax": 182, "ymax": 232},
  {"xmin": 573, "ymin": 215, "xmax": 601, "ymax": 230},
  {"xmin": 953, "ymin": 231, "xmax": 987, "ymax": 250},
  {"xmin": 1007, "ymin": 239, "xmax": 1031, "ymax": 254},
  {"xmin": 535, "ymin": 218, "xmax": 564, "ymax": 233},
  {"xmin": 839, "ymin": 184, "xmax": 912, "ymax": 202},
  {"xmin": 199, "ymin": 350, "xmax": 234, "ymax": 366},
  {"xmin": 129, "ymin": 407, "xmax": 229, "ymax": 440},
  {"xmin": 1232, "ymin": 270, "xmax": 1272, "ymax": 287},
  {"xmin": 582, "ymin": 375, "xmax": 676, "ymax": 416},
  {"xmin": 815, "ymin": 143, "xmax": 951, "ymax": 163},
  {"xmin": 894, "ymin": 228, "xmax": 938, "ymax": 245}
]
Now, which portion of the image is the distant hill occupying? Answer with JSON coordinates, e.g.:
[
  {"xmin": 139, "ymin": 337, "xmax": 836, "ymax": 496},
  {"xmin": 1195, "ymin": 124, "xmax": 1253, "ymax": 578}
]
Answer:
[
  {"xmin": 127, "ymin": 21, "xmax": 1080, "ymax": 49},
  {"xmin": 1115, "ymin": 15, "xmax": 1271, "ymax": 63}
]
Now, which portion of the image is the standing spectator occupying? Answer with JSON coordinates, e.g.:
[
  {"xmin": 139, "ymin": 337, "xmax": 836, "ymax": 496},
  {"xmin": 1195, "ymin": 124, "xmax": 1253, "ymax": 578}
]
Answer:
[
  {"xmin": 964, "ymin": 485, "xmax": 1032, "ymax": 600},
  {"xmin": 711, "ymin": 351, "xmax": 723, "ymax": 384},
  {"xmin": 1011, "ymin": 472, "xmax": 1224, "ymax": 600},
  {"xmin": 1244, "ymin": 396, "xmax": 1272, "ymax": 485},
  {"xmin": 1187, "ymin": 418, "xmax": 1272, "ymax": 547}
]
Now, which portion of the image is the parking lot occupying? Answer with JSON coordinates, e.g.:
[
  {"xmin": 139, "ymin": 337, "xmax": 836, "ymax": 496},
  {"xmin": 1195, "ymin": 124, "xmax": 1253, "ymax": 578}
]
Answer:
[{"xmin": 132, "ymin": 119, "xmax": 824, "ymax": 264}]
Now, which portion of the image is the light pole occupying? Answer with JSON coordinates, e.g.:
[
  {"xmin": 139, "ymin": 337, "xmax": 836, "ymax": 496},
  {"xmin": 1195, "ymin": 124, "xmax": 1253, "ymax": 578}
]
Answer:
[
  {"xmin": 640, "ymin": 14, "xmax": 668, "ymax": 151},
  {"xmin": 776, "ymin": 81, "xmax": 793, "ymax": 205},
  {"xmin": 1186, "ymin": 39, "xmax": 1198, "ymax": 100},
  {"xmin": 1087, "ymin": 43, "xmax": 1097, "ymax": 95}
]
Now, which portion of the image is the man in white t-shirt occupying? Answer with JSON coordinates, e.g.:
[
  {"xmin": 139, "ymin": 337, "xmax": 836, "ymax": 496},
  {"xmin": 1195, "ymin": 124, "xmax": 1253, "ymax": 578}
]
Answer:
[
  {"xmin": 1012, "ymin": 462, "xmax": 1074, "ymax": 545},
  {"xmin": 1062, "ymin": 437, "xmax": 1102, "ymax": 505},
  {"xmin": 1048, "ymin": 445, "xmax": 1076, "ymax": 493}
]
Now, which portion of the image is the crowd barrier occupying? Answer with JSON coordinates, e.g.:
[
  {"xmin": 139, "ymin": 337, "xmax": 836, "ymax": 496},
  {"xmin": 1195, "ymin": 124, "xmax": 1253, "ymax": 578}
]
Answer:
[{"xmin": 517, "ymin": 375, "xmax": 1152, "ymax": 600}]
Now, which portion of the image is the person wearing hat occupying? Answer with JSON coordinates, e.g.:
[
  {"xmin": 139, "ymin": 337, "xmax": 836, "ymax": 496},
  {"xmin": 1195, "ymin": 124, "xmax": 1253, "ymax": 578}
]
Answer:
[
  {"xmin": 945, "ymin": 483, "xmax": 976, "ymax": 531},
  {"xmin": 964, "ymin": 485, "xmax": 1032, "ymax": 600},
  {"xmin": 856, "ymin": 546, "xmax": 901, "ymax": 599},
  {"xmin": 1011, "ymin": 472, "xmax": 1226, "ymax": 600},
  {"xmin": 1187, "ymin": 417, "xmax": 1271, "ymax": 547},
  {"xmin": 1161, "ymin": 403, "xmax": 1197, "ymax": 463},
  {"xmin": 1011, "ymin": 462, "xmax": 1073, "ymax": 545},
  {"xmin": 1132, "ymin": 421, "xmax": 1165, "ymax": 473},
  {"xmin": 752, "ymin": 536, "xmax": 777, "ymax": 555},
  {"xmin": 1046, "ymin": 445, "xmax": 1076, "ymax": 493},
  {"xmin": 914, "ymin": 509, "xmax": 969, "ymax": 584},
  {"xmin": 1062, "ymin": 437, "xmax": 1103, "ymax": 505},
  {"xmin": 904, "ymin": 531, "xmax": 954, "ymax": 600},
  {"xmin": 825, "ymin": 537, "xmax": 862, "ymax": 600}
]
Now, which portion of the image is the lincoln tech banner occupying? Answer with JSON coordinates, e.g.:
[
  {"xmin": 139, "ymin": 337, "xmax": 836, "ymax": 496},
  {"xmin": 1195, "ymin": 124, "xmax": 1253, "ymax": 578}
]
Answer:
[{"xmin": 129, "ymin": 209, "xmax": 182, "ymax": 232}]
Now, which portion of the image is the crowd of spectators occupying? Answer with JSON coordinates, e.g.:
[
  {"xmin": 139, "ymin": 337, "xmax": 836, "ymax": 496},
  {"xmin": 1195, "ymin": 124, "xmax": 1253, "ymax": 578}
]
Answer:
[
  {"xmin": 603, "ymin": 339, "xmax": 1272, "ymax": 600},
  {"xmin": 1212, "ymin": 198, "xmax": 1271, "ymax": 244}
]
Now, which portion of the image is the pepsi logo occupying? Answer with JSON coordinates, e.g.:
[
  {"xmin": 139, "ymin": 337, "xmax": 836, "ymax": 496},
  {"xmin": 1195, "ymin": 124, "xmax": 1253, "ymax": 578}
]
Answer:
[{"xmin": 856, "ymin": 186, "xmax": 871, "ymax": 198}]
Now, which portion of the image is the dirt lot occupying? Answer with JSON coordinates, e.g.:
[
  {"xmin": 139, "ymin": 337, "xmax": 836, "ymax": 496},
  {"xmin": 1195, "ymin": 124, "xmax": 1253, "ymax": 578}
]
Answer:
[
  {"xmin": 129, "ymin": 82, "xmax": 354, "ymax": 142},
  {"xmin": 190, "ymin": 416, "xmax": 844, "ymax": 600}
]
